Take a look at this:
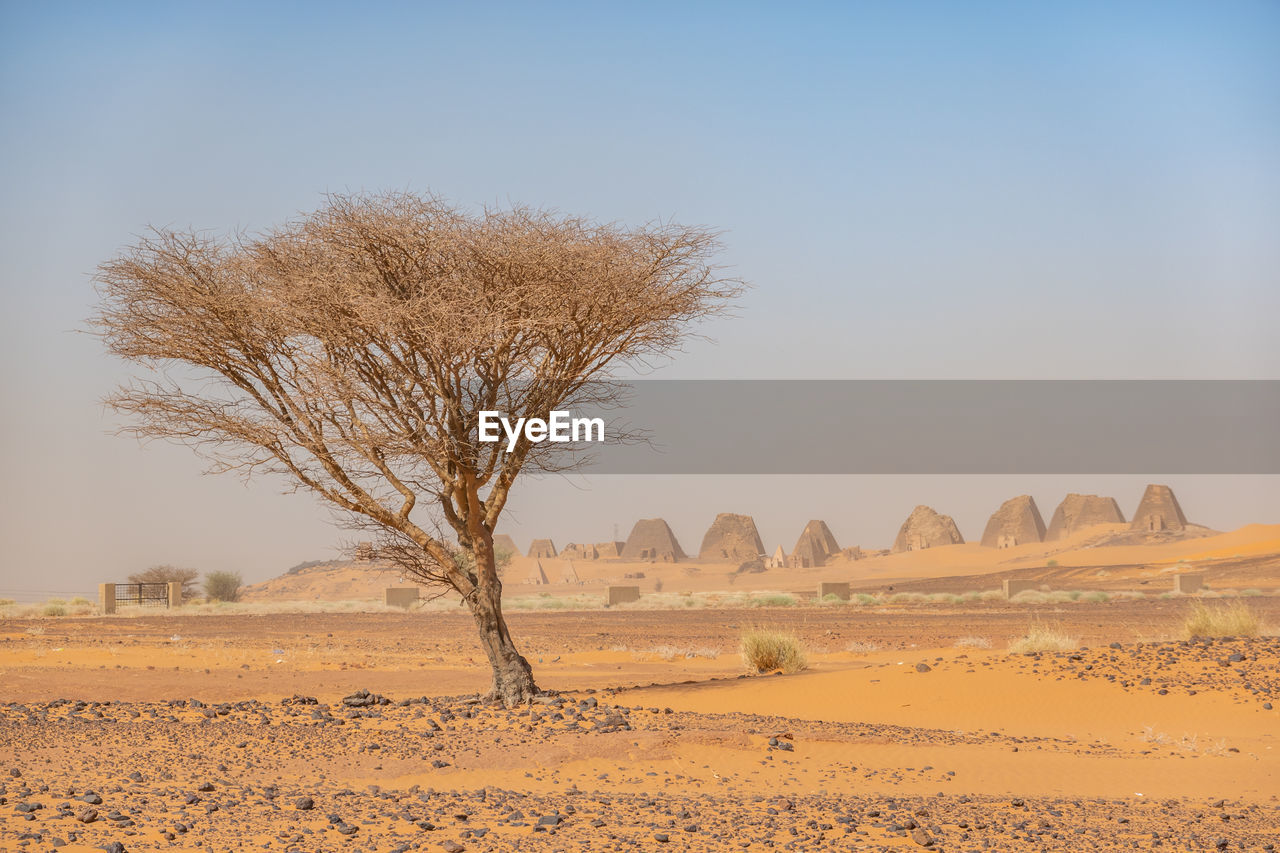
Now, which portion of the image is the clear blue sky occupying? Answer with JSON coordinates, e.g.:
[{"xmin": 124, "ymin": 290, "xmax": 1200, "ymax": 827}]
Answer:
[{"xmin": 1, "ymin": 2, "xmax": 1277, "ymax": 595}]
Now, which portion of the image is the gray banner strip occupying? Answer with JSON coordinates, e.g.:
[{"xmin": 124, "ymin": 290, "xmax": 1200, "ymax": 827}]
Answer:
[{"xmin": 563, "ymin": 380, "xmax": 1279, "ymax": 474}]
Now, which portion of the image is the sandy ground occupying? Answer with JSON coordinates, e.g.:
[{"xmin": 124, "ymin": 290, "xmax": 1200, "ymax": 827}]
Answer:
[{"xmin": 3, "ymin": 601, "xmax": 1280, "ymax": 851}]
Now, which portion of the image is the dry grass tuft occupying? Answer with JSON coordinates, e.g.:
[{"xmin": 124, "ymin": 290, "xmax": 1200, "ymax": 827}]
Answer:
[
  {"xmin": 1182, "ymin": 599, "xmax": 1261, "ymax": 639},
  {"xmin": 740, "ymin": 628, "xmax": 808, "ymax": 674},
  {"xmin": 1008, "ymin": 622, "xmax": 1077, "ymax": 654}
]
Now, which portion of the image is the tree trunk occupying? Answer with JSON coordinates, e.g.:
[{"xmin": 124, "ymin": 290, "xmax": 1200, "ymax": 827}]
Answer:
[{"xmin": 466, "ymin": 537, "xmax": 538, "ymax": 706}]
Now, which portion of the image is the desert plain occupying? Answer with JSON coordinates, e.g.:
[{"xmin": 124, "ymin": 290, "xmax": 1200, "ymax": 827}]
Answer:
[{"xmin": 3, "ymin": 522, "xmax": 1280, "ymax": 852}]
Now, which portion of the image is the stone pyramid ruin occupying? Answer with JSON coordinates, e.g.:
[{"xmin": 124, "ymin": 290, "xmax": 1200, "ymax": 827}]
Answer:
[
  {"xmin": 1045, "ymin": 493, "xmax": 1126, "ymax": 541},
  {"xmin": 525, "ymin": 560, "xmax": 549, "ymax": 585},
  {"xmin": 980, "ymin": 495, "xmax": 1047, "ymax": 549},
  {"xmin": 561, "ymin": 560, "xmax": 581, "ymax": 584},
  {"xmin": 621, "ymin": 519, "xmax": 687, "ymax": 562},
  {"xmin": 892, "ymin": 505, "xmax": 964, "ymax": 553},
  {"xmin": 790, "ymin": 519, "xmax": 841, "ymax": 568},
  {"xmin": 559, "ymin": 542, "xmax": 598, "ymax": 560},
  {"xmin": 527, "ymin": 539, "xmax": 557, "ymax": 559},
  {"xmin": 595, "ymin": 541, "xmax": 625, "ymax": 559},
  {"xmin": 698, "ymin": 513, "xmax": 765, "ymax": 563},
  {"xmin": 492, "ymin": 534, "xmax": 521, "ymax": 558},
  {"xmin": 1130, "ymin": 484, "xmax": 1188, "ymax": 532}
]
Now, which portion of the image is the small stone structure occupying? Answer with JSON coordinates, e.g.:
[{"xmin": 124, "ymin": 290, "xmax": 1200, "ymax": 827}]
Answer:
[
  {"xmin": 99, "ymin": 582, "xmax": 116, "ymax": 615},
  {"xmin": 1003, "ymin": 579, "xmax": 1040, "ymax": 598},
  {"xmin": 559, "ymin": 542, "xmax": 598, "ymax": 560},
  {"xmin": 607, "ymin": 585, "xmax": 641, "ymax": 605},
  {"xmin": 1173, "ymin": 573, "xmax": 1203, "ymax": 594},
  {"xmin": 698, "ymin": 513, "xmax": 765, "ymax": 563},
  {"xmin": 766, "ymin": 545, "xmax": 787, "ymax": 569},
  {"xmin": 168, "ymin": 581, "xmax": 182, "ymax": 608},
  {"xmin": 817, "ymin": 582, "xmax": 851, "ymax": 601},
  {"xmin": 1045, "ymin": 493, "xmax": 1125, "ymax": 540},
  {"xmin": 385, "ymin": 587, "xmax": 420, "ymax": 608},
  {"xmin": 621, "ymin": 518, "xmax": 686, "ymax": 562},
  {"xmin": 561, "ymin": 560, "xmax": 581, "ymax": 584},
  {"xmin": 892, "ymin": 506, "xmax": 965, "ymax": 553},
  {"xmin": 981, "ymin": 495, "xmax": 1046, "ymax": 549},
  {"xmin": 528, "ymin": 539, "xmax": 558, "ymax": 559},
  {"xmin": 1131, "ymin": 484, "xmax": 1189, "ymax": 533},
  {"xmin": 791, "ymin": 520, "xmax": 841, "ymax": 568}
]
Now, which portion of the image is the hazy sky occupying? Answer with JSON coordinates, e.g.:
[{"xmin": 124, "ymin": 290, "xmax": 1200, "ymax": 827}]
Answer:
[{"xmin": 1, "ymin": 2, "xmax": 1277, "ymax": 598}]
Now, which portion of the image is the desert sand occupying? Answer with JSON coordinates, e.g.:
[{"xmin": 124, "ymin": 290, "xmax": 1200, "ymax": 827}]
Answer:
[{"xmin": 4, "ymin": 589, "xmax": 1280, "ymax": 851}]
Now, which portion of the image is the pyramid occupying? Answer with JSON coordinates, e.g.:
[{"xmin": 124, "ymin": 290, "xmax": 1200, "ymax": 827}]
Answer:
[
  {"xmin": 561, "ymin": 560, "xmax": 581, "ymax": 584},
  {"xmin": 492, "ymin": 534, "xmax": 521, "ymax": 558},
  {"xmin": 980, "ymin": 495, "xmax": 1046, "ymax": 549},
  {"xmin": 621, "ymin": 519, "xmax": 686, "ymax": 562},
  {"xmin": 892, "ymin": 506, "xmax": 964, "ymax": 553},
  {"xmin": 1130, "ymin": 484, "xmax": 1188, "ymax": 532},
  {"xmin": 526, "ymin": 560, "xmax": 549, "ymax": 585},
  {"xmin": 698, "ymin": 513, "xmax": 765, "ymax": 563},
  {"xmin": 528, "ymin": 539, "xmax": 557, "ymax": 559},
  {"xmin": 595, "ymin": 541, "xmax": 625, "ymax": 559},
  {"xmin": 1045, "ymin": 494, "xmax": 1125, "ymax": 541},
  {"xmin": 559, "ymin": 542, "xmax": 598, "ymax": 560},
  {"xmin": 767, "ymin": 545, "xmax": 787, "ymax": 569},
  {"xmin": 790, "ymin": 519, "xmax": 841, "ymax": 568}
]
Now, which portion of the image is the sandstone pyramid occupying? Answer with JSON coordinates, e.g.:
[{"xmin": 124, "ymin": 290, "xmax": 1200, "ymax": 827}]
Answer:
[
  {"xmin": 1045, "ymin": 494, "xmax": 1125, "ymax": 541},
  {"xmin": 767, "ymin": 545, "xmax": 787, "ymax": 569},
  {"xmin": 1130, "ymin": 484, "xmax": 1188, "ymax": 532},
  {"xmin": 561, "ymin": 560, "xmax": 581, "ymax": 584},
  {"xmin": 790, "ymin": 520, "xmax": 841, "ymax": 568},
  {"xmin": 595, "ymin": 541, "xmax": 625, "ymax": 559},
  {"xmin": 492, "ymin": 534, "xmax": 521, "ymax": 558},
  {"xmin": 980, "ymin": 495, "xmax": 1046, "ymax": 548},
  {"xmin": 559, "ymin": 542, "xmax": 598, "ymax": 560},
  {"xmin": 525, "ymin": 560, "xmax": 549, "ymax": 585},
  {"xmin": 621, "ymin": 519, "xmax": 686, "ymax": 562},
  {"xmin": 698, "ymin": 513, "xmax": 765, "ymax": 563},
  {"xmin": 527, "ymin": 539, "xmax": 557, "ymax": 559},
  {"xmin": 892, "ymin": 506, "xmax": 964, "ymax": 553}
]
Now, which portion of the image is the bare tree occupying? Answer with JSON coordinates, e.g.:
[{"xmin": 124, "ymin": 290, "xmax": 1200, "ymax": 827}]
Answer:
[
  {"xmin": 128, "ymin": 564, "xmax": 199, "ymax": 600},
  {"xmin": 93, "ymin": 191, "xmax": 741, "ymax": 705}
]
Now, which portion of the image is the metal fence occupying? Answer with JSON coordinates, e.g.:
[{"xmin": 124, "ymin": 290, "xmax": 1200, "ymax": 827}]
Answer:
[{"xmin": 113, "ymin": 583, "xmax": 171, "ymax": 607}]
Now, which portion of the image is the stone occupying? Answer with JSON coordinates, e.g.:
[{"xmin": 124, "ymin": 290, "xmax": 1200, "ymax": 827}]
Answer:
[
  {"xmin": 621, "ymin": 519, "xmax": 687, "ymax": 562},
  {"xmin": 1045, "ymin": 493, "xmax": 1125, "ymax": 540},
  {"xmin": 892, "ymin": 506, "xmax": 964, "ymax": 553},
  {"xmin": 527, "ymin": 539, "xmax": 557, "ymax": 559},
  {"xmin": 790, "ymin": 520, "xmax": 841, "ymax": 567},
  {"xmin": 607, "ymin": 586, "xmax": 641, "ymax": 606},
  {"xmin": 980, "ymin": 495, "xmax": 1046, "ymax": 548},
  {"xmin": 1130, "ymin": 484, "xmax": 1188, "ymax": 532},
  {"xmin": 697, "ymin": 513, "xmax": 765, "ymax": 563}
]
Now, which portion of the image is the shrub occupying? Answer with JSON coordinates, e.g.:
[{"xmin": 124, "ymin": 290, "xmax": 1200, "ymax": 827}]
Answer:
[
  {"xmin": 1080, "ymin": 591, "xmax": 1110, "ymax": 603},
  {"xmin": 855, "ymin": 593, "xmax": 879, "ymax": 606},
  {"xmin": 1182, "ymin": 600, "xmax": 1260, "ymax": 639},
  {"xmin": 740, "ymin": 628, "xmax": 808, "ymax": 674},
  {"xmin": 203, "ymin": 571, "xmax": 243, "ymax": 603},
  {"xmin": 752, "ymin": 593, "xmax": 796, "ymax": 607},
  {"xmin": 70, "ymin": 596, "xmax": 92, "ymax": 606},
  {"xmin": 1008, "ymin": 622, "xmax": 1077, "ymax": 654},
  {"xmin": 1046, "ymin": 559, "xmax": 1058, "ymax": 567},
  {"xmin": 0, "ymin": 598, "xmax": 15, "ymax": 606},
  {"xmin": 128, "ymin": 565, "xmax": 199, "ymax": 599},
  {"xmin": 42, "ymin": 604, "xmax": 67, "ymax": 617}
]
